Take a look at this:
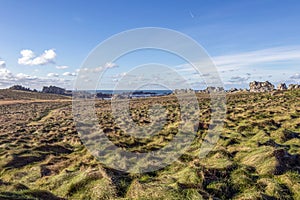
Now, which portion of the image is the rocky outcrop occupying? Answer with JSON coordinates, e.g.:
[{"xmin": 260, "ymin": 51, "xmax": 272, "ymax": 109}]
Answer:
[
  {"xmin": 174, "ymin": 89, "xmax": 194, "ymax": 94},
  {"xmin": 42, "ymin": 86, "xmax": 66, "ymax": 95},
  {"xmin": 229, "ymin": 88, "xmax": 238, "ymax": 93},
  {"xmin": 277, "ymin": 83, "xmax": 287, "ymax": 90},
  {"xmin": 227, "ymin": 88, "xmax": 249, "ymax": 93},
  {"xmin": 96, "ymin": 92, "xmax": 112, "ymax": 99},
  {"xmin": 249, "ymin": 81, "xmax": 274, "ymax": 92},
  {"xmin": 9, "ymin": 85, "xmax": 33, "ymax": 92},
  {"xmin": 205, "ymin": 86, "xmax": 224, "ymax": 93},
  {"xmin": 288, "ymin": 84, "xmax": 300, "ymax": 90}
]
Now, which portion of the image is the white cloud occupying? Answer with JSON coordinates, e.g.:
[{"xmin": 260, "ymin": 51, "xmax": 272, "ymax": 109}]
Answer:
[
  {"xmin": 18, "ymin": 49, "xmax": 56, "ymax": 66},
  {"xmin": 112, "ymin": 72, "xmax": 127, "ymax": 79},
  {"xmin": 62, "ymin": 72, "xmax": 77, "ymax": 76},
  {"xmin": 228, "ymin": 76, "xmax": 250, "ymax": 83},
  {"xmin": 56, "ymin": 65, "xmax": 69, "ymax": 69},
  {"xmin": 0, "ymin": 59, "xmax": 13, "ymax": 80},
  {"xmin": 77, "ymin": 62, "xmax": 119, "ymax": 74},
  {"xmin": 16, "ymin": 73, "xmax": 35, "ymax": 79},
  {"xmin": 0, "ymin": 60, "xmax": 6, "ymax": 69},
  {"xmin": 0, "ymin": 58, "xmax": 72, "ymax": 89},
  {"xmin": 0, "ymin": 68, "xmax": 13, "ymax": 80},
  {"xmin": 290, "ymin": 73, "xmax": 300, "ymax": 79},
  {"xmin": 47, "ymin": 73, "xmax": 59, "ymax": 77},
  {"xmin": 104, "ymin": 62, "xmax": 118, "ymax": 69}
]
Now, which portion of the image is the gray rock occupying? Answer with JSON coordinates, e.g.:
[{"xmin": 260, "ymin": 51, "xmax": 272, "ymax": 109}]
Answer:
[
  {"xmin": 205, "ymin": 86, "xmax": 224, "ymax": 93},
  {"xmin": 9, "ymin": 85, "xmax": 32, "ymax": 92},
  {"xmin": 229, "ymin": 88, "xmax": 238, "ymax": 93},
  {"xmin": 288, "ymin": 84, "xmax": 300, "ymax": 90},
  {"xmin": 249, "ymin": 81, "xmax": 275, "ymax": 92},
  {"xmin": 42, "ymin": 85, "xmax": 66, "ymax": 95},
  {"xmin": 277, "ymin": 83, "xmax": 287, "ymax": 90}
]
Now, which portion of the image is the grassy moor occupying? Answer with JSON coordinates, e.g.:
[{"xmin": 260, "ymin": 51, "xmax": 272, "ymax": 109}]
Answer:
[{"xmin": 0, "ymin": 88, "xmax": 299, "ymax": 200}]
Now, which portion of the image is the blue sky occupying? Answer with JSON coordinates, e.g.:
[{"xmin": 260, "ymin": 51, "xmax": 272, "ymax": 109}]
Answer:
[{"xmin": 0, "ymin": 0, "xmax": 300, "ymax": 89}]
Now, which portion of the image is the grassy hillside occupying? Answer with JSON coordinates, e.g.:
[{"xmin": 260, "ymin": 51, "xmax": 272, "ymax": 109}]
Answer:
[{"xmin": 0, "ymin": 90, "xmax": 299, "ymax": 199}]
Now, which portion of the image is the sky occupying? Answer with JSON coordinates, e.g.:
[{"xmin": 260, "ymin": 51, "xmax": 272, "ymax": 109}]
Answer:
[{"xmin": 0, "ymin": 0, "xmax": 300, "ymax": 90}]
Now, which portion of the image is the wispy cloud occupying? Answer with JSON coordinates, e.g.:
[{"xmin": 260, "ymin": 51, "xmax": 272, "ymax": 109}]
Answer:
[
  {"xmin": 18, "ymin": 49, "xmax": 56, "ymax": 66},
  {"xmin": 0, "ymin": 58, "xmax": 15, "ymax": 81},
  {"xmin": 104, "ymin": 62, "xmax": 118, "ymax": 69},
  {"xmin": 0, "ymin": 68, "xmax": 13, "ymax": 80},
  {"xmin": 47, "ymin": 73, "xmax": 59, "ymax": 77},
  {"xmin": 290, "ymin": 73, "xmax": 300, "ymax": 79},
  {"xmin": 63, "ymin": 72, "xmax": 77, "ymax": 76},
  {"xmin": 79, "ymin": 62, "xmax": 118, "ymax": 72},
  {"xmin": 213, "ymin": 46, "xmax": 300, "ymax": 69},
  {"xmin": 228, "ymin": 75, "xmax": 250, "ymax": 83},
  {"xmin": 189, "ymin": 10, "xmax": 195, "ymax": 18},
  {"xmin": 0, "ymin": 59, "xmax": 6, "ymax": 69},
  {"xmin": 176, "ymin": 46, "xmax": 300, "ymax": 73},
  {"xmin": 56, "ymin": 65, "xmax": 69, "ymax": 69}
]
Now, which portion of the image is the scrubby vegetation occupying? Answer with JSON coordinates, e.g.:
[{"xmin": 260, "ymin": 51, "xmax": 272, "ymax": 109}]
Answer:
[{"xmin": 0, "ymin": 89, "xmax": 299, "ymax": 199}]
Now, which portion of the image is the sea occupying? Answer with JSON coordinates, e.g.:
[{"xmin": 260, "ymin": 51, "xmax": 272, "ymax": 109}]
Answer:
[{"xmin": 96, "ymin": 90, "xmax": 172, "ymax": 98}]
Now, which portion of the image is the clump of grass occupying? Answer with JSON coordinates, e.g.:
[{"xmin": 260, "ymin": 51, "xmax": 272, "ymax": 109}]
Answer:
[
  {"xmin": 232, "ymin": 187, "xmax": 264, "ymax": 200},
  {"xmin": 236, "ymin": 146, "xmax": 277, "ymax": 175},
  {"xmin": 258, "ymin": 178, "xmax": 293, "ymax": 199},
  {"xmin": 230, "ymin": 165, "xmax": 257, "ymax": 192},
  {"xmin": 126, "ymin": 180, "xmax": 185, "ymax": 200},
  {"xmin": 206, "ymin": 181, "xmax": 233, "ymax": 199},
  {"xmin": 276, "ymin": 171, "xmax": 300, "ymax": 199},
  {"xmin": 0, "ymin": 189, "xmax": 64, "ymax": 200},
  {"xmin": 200, "ymin": 149, "xmax": 233, "ymax": 170}
]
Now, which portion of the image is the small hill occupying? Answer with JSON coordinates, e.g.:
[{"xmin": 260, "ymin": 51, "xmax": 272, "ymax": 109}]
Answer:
[
  {"xmin": 0, "ymin": 89, "xmax": 70, "ymax": 100},
  {"xmin": 9, "ymin": 85, "xmax": 36, "ymax": 92}
]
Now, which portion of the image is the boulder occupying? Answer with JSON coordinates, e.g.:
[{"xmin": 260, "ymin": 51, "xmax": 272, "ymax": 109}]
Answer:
[
  {"xmin": 249, "ymin": 81, "xmax": 275, "ymax": 92},
  {"xmin": 229, "ymin": 88, "xmax": 238, "ymax": 93},
  {"xmin": 277, "ymin": 83, "xmax": 287, "ymax": 90}
]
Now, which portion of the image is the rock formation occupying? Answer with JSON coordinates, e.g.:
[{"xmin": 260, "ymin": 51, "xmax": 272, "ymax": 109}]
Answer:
[
  {"xmin": 205, "ymin": 86, "xmax": 224, "ymax": 93},
  {"xmin": 229, "ymin": 88, "xmax": 238, "ymax": 93},
  {"xmin": 249, "ymin": 81, "xmax": 274, "ymax": 92},
  {"xmin": 42, "ymin": 85, "xmax": 66, "ymax": 95},
  {"xmin": 288, "ymin": 84, "xmax": 300, "ymax": 90},
  {"xmin": 9, "ymin": 85, "xmax": 33, "ymax": 92},
  {"xmin": 277, "ymin": 83, "xmax": 287, "ymax": 90}
]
